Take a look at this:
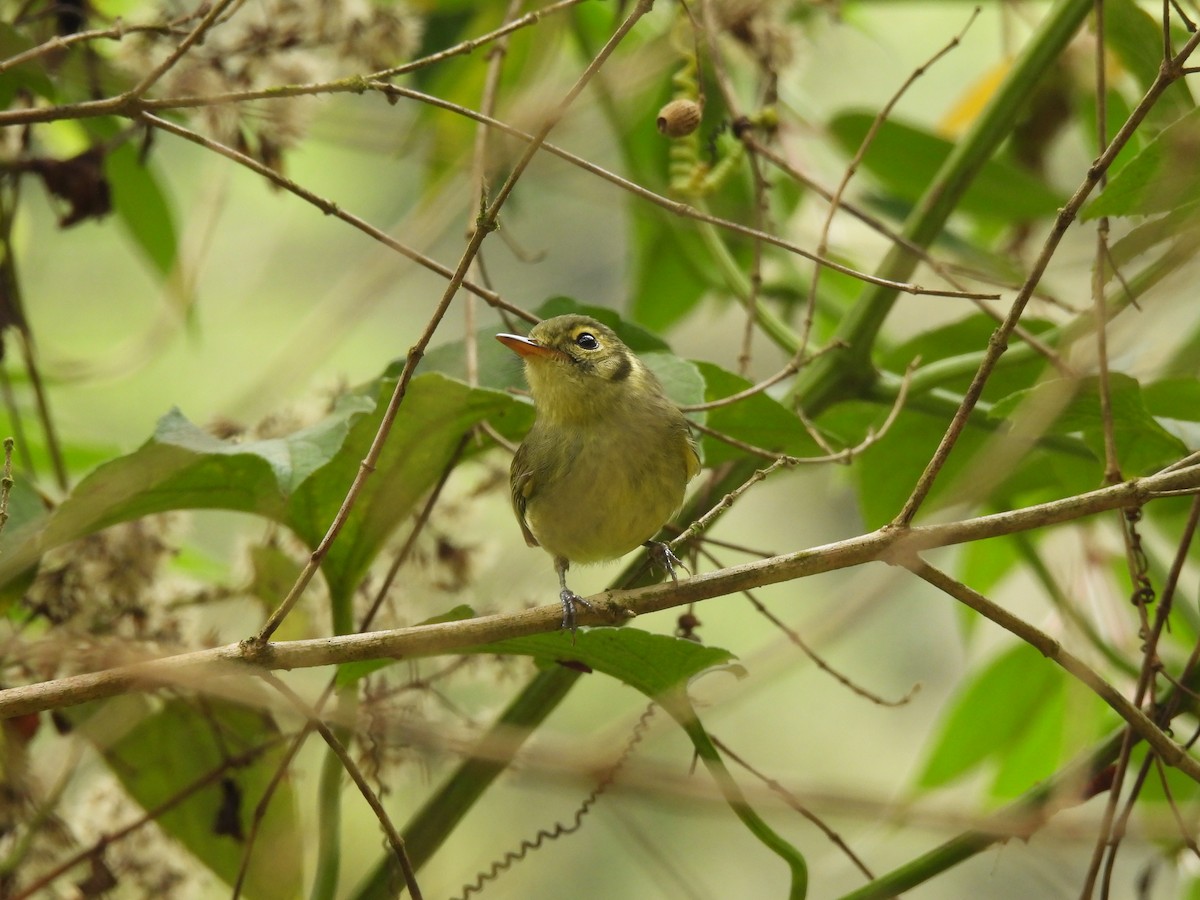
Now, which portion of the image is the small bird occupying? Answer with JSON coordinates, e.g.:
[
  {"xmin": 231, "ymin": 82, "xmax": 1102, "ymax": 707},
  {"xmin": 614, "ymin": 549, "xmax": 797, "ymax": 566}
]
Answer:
[{"xmin": 496, "ymin": 314, "xmax": 701, "ymax": 632}]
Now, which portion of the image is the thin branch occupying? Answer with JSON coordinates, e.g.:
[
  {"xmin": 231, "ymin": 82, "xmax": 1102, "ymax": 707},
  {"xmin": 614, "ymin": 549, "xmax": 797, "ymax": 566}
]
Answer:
[
  {"xmin": 801, "ymin": 7, "xmax": 980, "ymax": 353},
  {"xmin": 127, "ymin": 0, "xmax": 240, "ymax": 99},
  {"xmin": 4, "ymin": 461, "xmax": 1198, "ymax": 721},
  {"xmin": 136, "ymin": 111, "xmax": 535, "ymax": 323},
  {"xmin": 679, "ymin": 342, "xmax": 846, "ymax": 413},
  {"xmin": 251, "ymin": 0, "xmax": 655, "ymax": 642},
  {"xmin": 893, "ymin": 28, "xmax": 1200, "ymax": 527},
  {"xmin": 260, "ymin": 673, "xmax": 422, "ymax": 900},
  {"xmin": 747, "ymin": 132, "xmax": 1071, "ymax": 372},
  {"xmin": 0, "ymin": 19, "xmax": 191, "ymax": 76},
  {"xmin": 366, "ymin": 81, "xmax": 999, "ymax": 301},
  {"xmin": 903, "ymin": 557, "xmax": 1200, "ymax": 785},
  {"xmin": 711, "ymin": 734, "xmax": 877, "ymax": 882}
]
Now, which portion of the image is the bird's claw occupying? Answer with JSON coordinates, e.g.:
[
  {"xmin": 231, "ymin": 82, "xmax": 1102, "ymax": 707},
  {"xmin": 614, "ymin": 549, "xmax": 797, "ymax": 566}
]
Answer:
[
  {"xmin": 560, "ymin": 589, "xmax": 595, "ymax": 638},
  {"xmin": 644, "ymin": 540, "xmax": 688, "ymax": 584}
]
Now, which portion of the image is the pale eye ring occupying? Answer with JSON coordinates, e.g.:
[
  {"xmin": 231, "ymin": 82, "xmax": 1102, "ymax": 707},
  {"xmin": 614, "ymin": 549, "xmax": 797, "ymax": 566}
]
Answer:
[{"xmin": 575, "ymin": 332, "xmax": 599, "ymax": 350}]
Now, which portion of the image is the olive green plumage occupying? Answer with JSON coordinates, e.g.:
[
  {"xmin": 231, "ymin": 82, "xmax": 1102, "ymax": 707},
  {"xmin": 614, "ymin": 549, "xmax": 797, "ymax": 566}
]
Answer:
[{"xmin": 496, "ymin": 314, "xmax": 700, "ymax": 630}]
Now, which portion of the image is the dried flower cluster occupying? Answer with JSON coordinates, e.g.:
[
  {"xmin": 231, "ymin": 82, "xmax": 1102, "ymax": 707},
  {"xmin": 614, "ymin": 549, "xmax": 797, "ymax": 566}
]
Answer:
[{"xmin": 119, "ymin": 0, "xmax": 424, "ymax": 165}]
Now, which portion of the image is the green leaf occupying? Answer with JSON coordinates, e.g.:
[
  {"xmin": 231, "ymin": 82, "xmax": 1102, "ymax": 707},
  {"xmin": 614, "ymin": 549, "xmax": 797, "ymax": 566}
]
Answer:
[
  {"xmin": 104, "ymin": 142, "xmax": 179, "ymax": 277},
  {"xmin": 694, "ymin": 361, "xmax": 820, "ymax": 466},
  {"xmin": 917, "ymin": 642, "xmax": 1063, "ymax": 790},
  {"xmin": 989, "ymin": 374, "xmax": 1188, "ymax": 476},
  {"xmin": 1083, "ymin": 107, "xmax": 1200, "ymax": 219},
  {"xmin": 1107, "ymin": 201, "xmax": 1200, "ymax": 273},
  {"xmin": 479, "ymin": 626, "xmax": 741, "ymax": 700},
  {"xmin": 828, "ymin": 112, "xmax": 1067, "ymax": 221},
  {"xmin": 0, "ymin": 23, "xmax": 56, "ymax": 105},
  {"xmin": 988, "ymin": 683, "xmax": 1066, "ymax": 798},
  {"xmin": 820, "ymin": 402, "xmax": 990, "ymax": 529},
  {"xmin": 629, "ymin": 210, "xmax": 727, "ymax": 331},
  {"xmin": 282, "ymin": 374, "xmax": 521, "ymax": 620},
  {"xmin": 643, "ymin": 351, "xmax": 706, "ymax": 411},
  {"xmin": 0, "ymin": 374, "xmax": 522, "ymax": 625},
  {"xmin": 882, "ymin": 313, "xmax": 1056, "ymax": 401},
  {"xmin": 1103, "ymin": 0, "xmax": 1194, "ymax": 121},
  {"xmin": 477, "ymin": 628, "xmax": 806, "ymax": 895},
  {"xmin": 40, "ymin": 392, "xmax": 373, "ymax": 549},
  {"xmin": 958, "ymin": 535, "xmax": 1021, "ymax": 597},
  {"xmin": 1143, "ymin": 377, "xmax": 1200, "ymax": 422},
  {"xmin": 83, "ymin": 696, "xmax": 301, "ymax": 899}
]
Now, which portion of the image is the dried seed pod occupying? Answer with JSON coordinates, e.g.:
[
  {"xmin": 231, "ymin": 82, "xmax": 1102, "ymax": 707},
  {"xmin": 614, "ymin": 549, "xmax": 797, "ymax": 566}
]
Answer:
[{"xmin": 656, "ymin": 98, "xmax": 702, "ymax": 138}]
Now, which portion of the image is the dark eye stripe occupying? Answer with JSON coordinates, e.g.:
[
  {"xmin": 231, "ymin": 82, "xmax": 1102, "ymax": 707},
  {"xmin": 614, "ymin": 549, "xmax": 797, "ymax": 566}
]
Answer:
[{"xmin": 609, "ymin": 351, "xmax": 633, "ymax": 382}]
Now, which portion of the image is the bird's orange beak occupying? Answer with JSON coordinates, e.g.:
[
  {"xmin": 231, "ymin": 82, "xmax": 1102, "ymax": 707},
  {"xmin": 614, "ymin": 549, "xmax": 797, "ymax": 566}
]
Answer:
[{"xmin": 496, "ymin": 333, "xmax": 565, "ymax": 361}]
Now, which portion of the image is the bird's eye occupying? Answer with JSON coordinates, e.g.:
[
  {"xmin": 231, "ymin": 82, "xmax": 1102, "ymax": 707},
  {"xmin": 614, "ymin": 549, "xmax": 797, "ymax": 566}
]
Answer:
[{"xmin": 575, "ymin": 332, "xmax": 599, "ymax": 350}]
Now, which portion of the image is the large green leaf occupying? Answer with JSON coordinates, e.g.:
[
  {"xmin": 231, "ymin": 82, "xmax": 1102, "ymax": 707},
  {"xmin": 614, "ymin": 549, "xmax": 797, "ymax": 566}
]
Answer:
[
  {"xmin": 283, "ymin": 375, "xmax": 520, "ymax": 614},
  {"xmin": 479, "ymin": 626, "xmax": 740, "ymax": 699},
  {"xmin": 0, "ymin": 374, "xmax": 522, "ymax": 621},
  {"xmin": 828, "ymin": 112, "xmax": 1067, "ymax": 221},
  {"xmin": 694, "ymin": 361, "xmax": 820, "ymax": 466},
  {"xmin": 989, "ymin": 374, "xmax": 1188, "ymax": 476},
  {"xmin": 0, "ymin": 23, "xmax": 56, "ymax": 106},
  {"xmin": 917, "ymin": 642, "xmax": 1064, "ymax": 790},
  {"xmin": 1103, "ymin": 0, "xmax": 1194, "ymax": 122},
  {"xmin": 1144, "ymin": 377, "xmax": 1200, "ymax": 422},
  {"xmin": 104, "ymin": 142, "xmax": 179, "ymax": 278},
  {"xmin": 1083, "ymin": 107, "xmax": 1200, "ymax": 219},
  {"xmin": 820, "ymin": 402, "xmax": 991, "ymax": 529},
  {"xmin": 81, "ymin": 695, "xmax": 301, "ymax": 899},
  {"xmin": 1106, "ymin": 200, "xmax": 1200, "ymax": 275},
  {"xmin": 319, "ymin": 627, "xmax": 734, "ymax": 709}
]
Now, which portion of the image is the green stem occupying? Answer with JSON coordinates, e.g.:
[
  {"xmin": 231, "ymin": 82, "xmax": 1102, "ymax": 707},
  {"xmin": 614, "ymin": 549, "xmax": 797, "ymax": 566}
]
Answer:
[
  {"xmin": 669, "ymin": 697, "xmax": 808, "ymax": 900},
  {"xmin": 837, "ymin": 727, "xmax": 1125, "ymax": 899},
  {"xmin": 695, "ymin": 216, "xmax": 802, "ymax": 355},
  {"xmin": 310, "ymin": 730, "xmax": 348, "ymax": 900},
  {"xmin": 790, "ymin": 0, "xmax": 1095, "ymax": 414}
]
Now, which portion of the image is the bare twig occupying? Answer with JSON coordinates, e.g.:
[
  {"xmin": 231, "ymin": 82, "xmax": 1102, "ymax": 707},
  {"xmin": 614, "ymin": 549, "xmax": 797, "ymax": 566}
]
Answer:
[
  {"xmin": 894, "ymin": 28, "xmax": 1200, "ymax": 527},
  {"xmin": 711, "ymin": 734, "xmax": 877, "ymax": 881},
  {"xmin": 251, "ymin": 0, "xmax": 655, "ymax": 642},
  {"xmin": 3, "ymin": 462, "xmax": 1199, "ymax": 737},
  {"xmin": 902, "ymin": 557, "xmax": 1200, "ymax": 785},
  {"xmin": 260, "ymin": 673, "xmax": 422, "ymax": 899},
  {"xmin": 136, "ymin": 111, "xmax": 535, "ymax": 323},
  {"xmin": 802, "ymin": 7, "xmax": 980, "ymax": 353}
]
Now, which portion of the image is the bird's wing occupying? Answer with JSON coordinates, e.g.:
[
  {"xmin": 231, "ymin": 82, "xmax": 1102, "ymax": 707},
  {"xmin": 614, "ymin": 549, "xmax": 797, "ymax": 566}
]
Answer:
[
  {"xmin": 510, "ymin": 447, "xmax": 540, "ymax": 548},
  {"xmin": 681, "ymin": 422, "xmax": 701, "ymax": 482}
]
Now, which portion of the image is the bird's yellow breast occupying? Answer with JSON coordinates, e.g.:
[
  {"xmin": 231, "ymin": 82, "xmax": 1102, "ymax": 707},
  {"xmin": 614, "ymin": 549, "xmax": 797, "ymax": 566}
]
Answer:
[{"xmin": 512, "ymin": 393, "xmax": 697, "ymax": 564}]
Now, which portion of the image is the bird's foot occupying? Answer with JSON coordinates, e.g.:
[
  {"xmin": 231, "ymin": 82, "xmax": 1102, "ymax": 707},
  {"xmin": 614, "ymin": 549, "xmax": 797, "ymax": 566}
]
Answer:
[
  {"xmin": 644, "ymin": 540, "xmax": 688, "ymax": 584},
  {"xmin": 560, "ymin": 588, "xmax": 595, "ymax": 638}
]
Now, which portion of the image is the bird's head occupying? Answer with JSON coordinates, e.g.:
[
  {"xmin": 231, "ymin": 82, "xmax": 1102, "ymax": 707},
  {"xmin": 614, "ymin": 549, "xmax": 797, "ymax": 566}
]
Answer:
[{"xmin": 497, "ymin": 315, "xmax": 644, "ymax": 420}]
